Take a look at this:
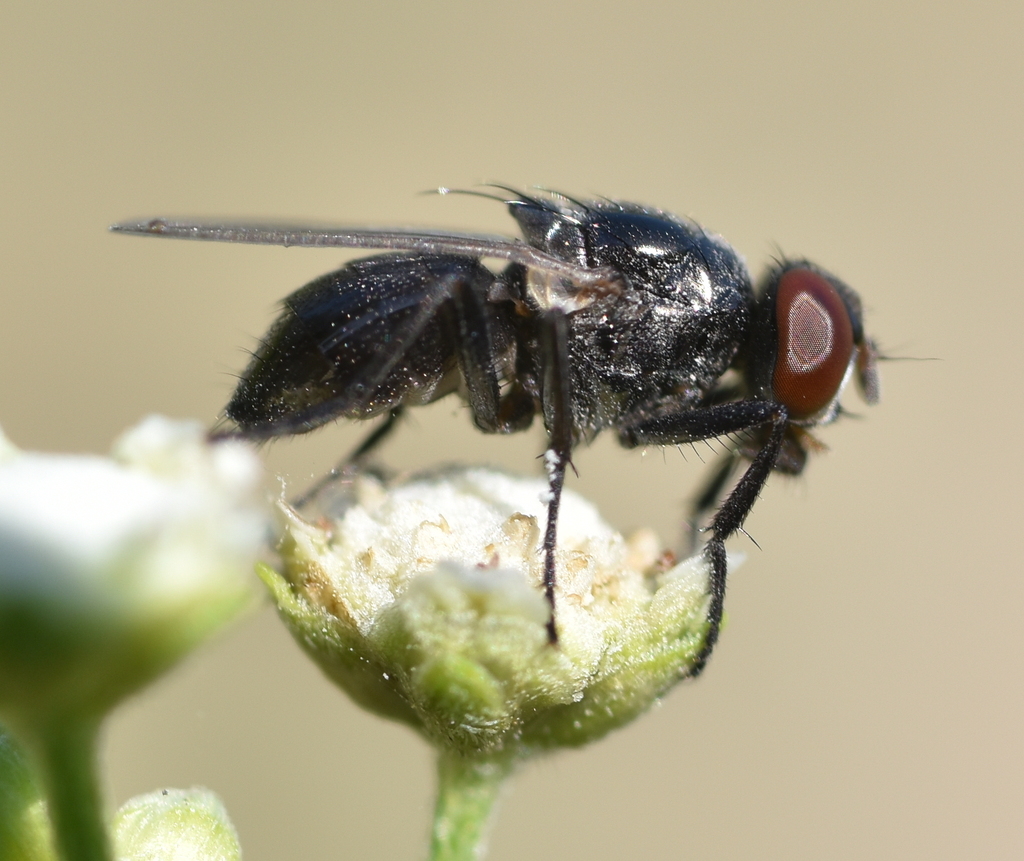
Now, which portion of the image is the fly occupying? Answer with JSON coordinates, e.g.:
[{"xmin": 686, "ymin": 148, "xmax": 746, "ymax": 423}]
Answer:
[{"xmin": 112, "ymin": 188, "xmax": 880, "ymax": 674}]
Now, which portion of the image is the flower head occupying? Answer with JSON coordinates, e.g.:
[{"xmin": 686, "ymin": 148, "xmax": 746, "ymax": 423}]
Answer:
[
  {"xmin": 265, "ymin": 466, "xmax": 715, "ymax": 758},
  {"xmin": 0, "ymin": 417, "xmax": 267, "ymax": 731}
]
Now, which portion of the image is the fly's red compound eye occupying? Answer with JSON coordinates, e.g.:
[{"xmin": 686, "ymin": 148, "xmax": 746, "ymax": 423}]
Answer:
[{"xmin": 772, "ymin": 267, "xmax": 855, "ymax": 420}]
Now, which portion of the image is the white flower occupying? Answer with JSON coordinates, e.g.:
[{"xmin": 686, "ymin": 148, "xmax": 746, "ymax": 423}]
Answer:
[
  {"xmin": 265, "ymin": 466, "xmax": 716, "ymax": 756},
  {"xmin": 0, "ymin": 416, "xmax": 267, "ymax": 729}
]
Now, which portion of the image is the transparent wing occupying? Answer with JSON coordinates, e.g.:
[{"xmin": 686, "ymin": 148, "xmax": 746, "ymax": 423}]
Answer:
[{"xmin": 110, "ymin": 218, "xmax": 623, "ymax": 294}]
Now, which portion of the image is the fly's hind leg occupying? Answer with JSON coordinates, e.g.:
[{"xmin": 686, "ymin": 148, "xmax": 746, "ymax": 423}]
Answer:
[
  {"xmin": 292, "ymin": 407, "xmax": 405, "ymax": 508},
  {"xmin": 288, "ymin": 254, "xmax": 516, "ymax": 509},
  {"xmin": 293, "ymin": 258, "xmax": 532, "ymax": 510},
  {"xmin": 446, "ymin": 267, "xmax": 535, "ymax": 435}
]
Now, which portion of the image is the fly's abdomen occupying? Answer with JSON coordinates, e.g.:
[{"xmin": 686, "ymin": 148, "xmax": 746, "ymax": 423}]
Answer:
[{"xmin": 227, "ymin": 254, "xmax": 498, "ymax": 436}]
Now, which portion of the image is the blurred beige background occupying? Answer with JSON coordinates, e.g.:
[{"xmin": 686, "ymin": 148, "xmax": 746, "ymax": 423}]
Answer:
[{"xmin": 2, "ymin": 3, "xmax": 1021, "ymax": 859}]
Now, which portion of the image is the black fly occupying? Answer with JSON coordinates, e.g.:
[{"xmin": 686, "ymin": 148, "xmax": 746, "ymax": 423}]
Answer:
[{"xmin": 112, "ymin": 188, "xmax": 879, "ymax": 674}]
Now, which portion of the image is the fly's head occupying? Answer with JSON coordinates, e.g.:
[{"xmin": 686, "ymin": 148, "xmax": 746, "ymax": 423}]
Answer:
[{"xmin": 740, "ymin": 261, "xmax": 880, "ymax": 471}]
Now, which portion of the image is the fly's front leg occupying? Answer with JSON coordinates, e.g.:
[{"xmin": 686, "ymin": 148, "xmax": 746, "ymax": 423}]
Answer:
[
  {"xmin": 687, "ymin": 451, "xmax": 741, "ymax": 555},
  {"xmin": 620, "ymin": 400, "xmax": 789, "ymax": 674},
  {"xmin": 539, "ymin": 309, "xmax": 574, "ymax": 643}
]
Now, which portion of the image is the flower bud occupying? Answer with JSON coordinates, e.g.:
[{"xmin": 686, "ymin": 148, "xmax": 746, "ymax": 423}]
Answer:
[{"xmin": 112, "ymin": 788, "xmax": 241, "ymax": 861}]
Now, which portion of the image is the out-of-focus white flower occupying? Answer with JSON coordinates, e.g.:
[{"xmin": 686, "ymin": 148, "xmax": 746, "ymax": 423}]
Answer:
[
  {"xmin": 112, "ymin": 787, "xmax": 241, "ymax": 861},
  {"xmin": 264, "ymin": 466, "xmax": 716, "ymax": 757},
  {"xmin": 0, "ymin": 417, "xmax": 267, "ymax": 730}
]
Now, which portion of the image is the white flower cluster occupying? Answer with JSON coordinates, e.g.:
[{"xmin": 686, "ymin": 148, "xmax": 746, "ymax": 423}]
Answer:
[{"xmin": 267, "ymin": 466, "xmax": 716, "ymax": 756}]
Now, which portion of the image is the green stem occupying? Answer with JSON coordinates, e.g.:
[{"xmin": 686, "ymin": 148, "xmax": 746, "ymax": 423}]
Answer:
[
  {"xmin": 429, "ymin": 751, "xmax": 514, "ymax": 861},
  {"xmin": 32, "ymin": 715, "xmax": 110, "ymax": 861}
]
